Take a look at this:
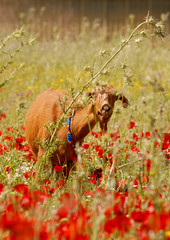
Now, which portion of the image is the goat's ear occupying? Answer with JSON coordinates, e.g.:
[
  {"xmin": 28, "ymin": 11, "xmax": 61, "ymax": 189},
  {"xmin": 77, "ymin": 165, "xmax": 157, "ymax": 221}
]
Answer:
[
  {"xmin": 115, "ymin": 93, "xmax": 129, "ymax": 108},
  {"xmin": 86, "ymin": 89, "xmax": 95, "ymax": 98}
]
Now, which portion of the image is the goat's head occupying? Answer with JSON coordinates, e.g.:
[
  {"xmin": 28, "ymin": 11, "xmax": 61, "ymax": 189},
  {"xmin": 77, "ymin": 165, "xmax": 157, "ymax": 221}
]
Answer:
[{"xmin": 88, "ymin": 85, "xmax": 129, "ymax": 132}]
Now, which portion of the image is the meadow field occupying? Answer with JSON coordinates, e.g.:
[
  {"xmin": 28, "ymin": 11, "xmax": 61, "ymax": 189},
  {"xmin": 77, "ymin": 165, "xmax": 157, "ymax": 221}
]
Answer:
[{"xmin": 0, "ymin": 17, "xmax": 170, "ymax": 239}]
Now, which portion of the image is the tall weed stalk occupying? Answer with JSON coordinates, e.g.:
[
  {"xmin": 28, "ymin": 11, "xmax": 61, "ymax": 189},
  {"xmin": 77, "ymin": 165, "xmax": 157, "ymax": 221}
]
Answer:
[{"xmin": 0, "ymin": 27, "xmax": 35, "ymax": 89}]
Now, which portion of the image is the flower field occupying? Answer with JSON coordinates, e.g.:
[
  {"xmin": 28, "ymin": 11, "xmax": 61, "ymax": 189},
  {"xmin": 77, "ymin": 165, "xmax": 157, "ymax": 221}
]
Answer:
[{"xmin": 0, "ymin": 21, "xmax": 170, "ymax": 239}]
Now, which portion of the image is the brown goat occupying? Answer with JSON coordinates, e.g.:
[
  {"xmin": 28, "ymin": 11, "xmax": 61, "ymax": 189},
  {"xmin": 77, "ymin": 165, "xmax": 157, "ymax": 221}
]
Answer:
[{"xmin": 25, "ymin": 85, "xmax": 128, "ymax": 169}]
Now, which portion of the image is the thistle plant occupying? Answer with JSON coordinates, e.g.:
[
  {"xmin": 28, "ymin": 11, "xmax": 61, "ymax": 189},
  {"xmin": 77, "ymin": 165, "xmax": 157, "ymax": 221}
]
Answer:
[{"xmin": 0, "ymin": 27, "xmax": 36, "ymax": 88}]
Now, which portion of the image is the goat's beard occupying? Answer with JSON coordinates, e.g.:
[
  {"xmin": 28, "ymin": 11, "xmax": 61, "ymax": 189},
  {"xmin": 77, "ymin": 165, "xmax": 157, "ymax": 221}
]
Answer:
[
  {"xmin": 98, "ymin": 114, "xmax": 111, "ymax": 133},
  {"xmin": 99, "ymin": 121, "xmax": 108, "ymax": 133}
]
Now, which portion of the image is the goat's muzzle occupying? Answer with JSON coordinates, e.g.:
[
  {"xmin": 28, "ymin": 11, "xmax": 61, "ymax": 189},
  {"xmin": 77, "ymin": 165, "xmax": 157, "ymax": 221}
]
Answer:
[
  {"xmin": 97, "ymin": 104, "xmax": 112, "ymax": 133},
  {"xmin": 98, "ymin": 104, "xmax": 112, "ymax": 120},
  {"xmin": 102, "ymin": 104, "xmax": 111, "ymax": 112}
]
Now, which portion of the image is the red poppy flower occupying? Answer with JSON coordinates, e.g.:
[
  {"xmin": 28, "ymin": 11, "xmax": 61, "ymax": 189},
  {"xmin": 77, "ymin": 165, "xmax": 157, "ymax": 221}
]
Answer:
[
  {"xmin": 104, "ymin": 215, "xmax": 131, "ymax": 236},
  {"xmin": 54, "ymin": 166, "xmax": 62, "ymax": 172},
  {"xmin": 26, "ymin": 151, "xmax": 35, "ymax": 161},
  {"xmin": 131, "ymin": 145, "xmax": 140, "ymax": 152},
  {"xmin": 0, "ymin": 113, "xmax": 6, "ymax": 118},
  {"xmin": 15, "ymin": 143, "xmax": 24, "ymax": 151},
  {"xmin": 7, "ymin": 126, "xmax": 14, "ymax": 132},
  {"xmin": 146, "ymin": 159, "xmax": 151, "ymax": 172},
  {"xmin": 145, "ymin": 131, "xmax": 151, "ymax": 139},
  {"xmin": 20, "ymin": 195, "xmax": 35, "ymax": 209},
  {"xmin": 92, "ymin": 131, "xmax": 98, "ymax": 138},
  {"xmin": 133, "ymin": 133, "xmax": 139, "ymax": 141},
  {"xmin": 0, "ymin": 183, "xmax": 4, "ymax": 193},
  {"xmin": 20, "ymin": 125, "xmax": 25, "ymax": 130},
  {"xmin": 57, "ymin": 206, "xmax": 69, "ymax": 219},
  {"xmin": 108, "ymin": 153, "xmax": 113, "ymax": 163},
  {"xmin": 98, "ymin": 148, "xmax": 104, "ymax": 157},
  {"xmin": 131, "ymin": 210, "xmax": 150, "ymax": 223},
  {"xmin": 3, "ymin": 136, "xmax": 13, "ymax": 142},
  {"xmin": 25, "ymin": 172, "xmax": 30, "ymax": 179},
  {"xmin": 110, "ymin": 131, "xmax": 120, "ymax": 140},
  {"xmin": 5, "ymin": 166, "xmax": 10, "ymax": 173},
  {"xmin": 162, "ymin": 133, "xmax": 170, "ymax": 151},
  {"xmin": 56, "ymin": 180, "xmax": 65, "ymax": 188},
  {"xmin": 49, "ymin": 187, "xmax": 55, "ymax": 194},
  {"xmin": 0, "ymin": 213, "xmax": 36, "ymax": 240},
  {"xmin": 39, "ymin": 224, "xmax": 52, "ymax": 240},
  {"xmin": 90, "ymin": 174, "xmax": 96, "ymax": 184},
  {"xmin": 128, "ymin": 121, "xmax": 135, "ymax": 129},
  {"xmin": 82, "ymin": 143, "xmax": 90, "ymax": 150},
  {"xmin": 0, "ymin": 144, "xmax": 9, "ymax": 155},
  {"xmin": 32, "ymin": 190, "xmax": 48, "ymax": 203},
  {"xmin": 163, "ymin": 133, "xmax": 170, "ymax": 142},
  {"xmin": 155, "ymin": 141, "xmax": 160, "ymax": 148},
  {"xmin": 14, "ymin": 184, "xmax": 29, "ymax": 195},
  {"xmin": 134, "ymin": 178, "xmax": 139, "ymax": 187},
  {"xmin": 15, "ymin": 135, "xmax": 25, "ymax": 144}
]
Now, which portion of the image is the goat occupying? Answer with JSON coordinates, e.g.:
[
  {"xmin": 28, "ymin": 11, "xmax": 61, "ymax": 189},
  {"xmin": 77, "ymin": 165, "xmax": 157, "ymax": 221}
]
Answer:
[{"xmin": 25, "ymin": 85, "xmax": 128, "ymax": 170}]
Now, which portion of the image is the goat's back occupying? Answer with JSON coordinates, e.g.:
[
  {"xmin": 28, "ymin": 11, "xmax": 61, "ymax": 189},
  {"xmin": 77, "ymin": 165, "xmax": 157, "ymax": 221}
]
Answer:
[{"xmin": 25, "ymin": 88, "xmax": 71, "ymax": 157}]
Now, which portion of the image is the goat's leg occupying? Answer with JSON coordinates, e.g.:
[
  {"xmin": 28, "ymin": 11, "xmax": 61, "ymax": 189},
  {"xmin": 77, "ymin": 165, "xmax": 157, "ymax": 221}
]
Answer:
[{"xmin": 38, "ymin": 146, "xmax": 44, "ymax": 159}]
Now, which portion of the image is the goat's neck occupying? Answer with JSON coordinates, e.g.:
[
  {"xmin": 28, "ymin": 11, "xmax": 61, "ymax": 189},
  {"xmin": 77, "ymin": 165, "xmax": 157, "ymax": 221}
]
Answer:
[{"xmin": 71, "ymin": 102, "xmax": 97, "ymax": 142}]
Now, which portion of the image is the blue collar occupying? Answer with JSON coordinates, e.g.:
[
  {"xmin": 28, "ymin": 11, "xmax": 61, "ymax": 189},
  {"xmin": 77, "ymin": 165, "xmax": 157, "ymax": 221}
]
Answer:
[{"xmin": 67, "ymin": 118, "xmax": 76, "ymax": 147}]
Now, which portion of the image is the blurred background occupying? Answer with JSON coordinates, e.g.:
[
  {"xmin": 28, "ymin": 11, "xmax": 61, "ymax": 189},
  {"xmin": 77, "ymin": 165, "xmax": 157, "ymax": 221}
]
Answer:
[{"xmin": 0, "ymin": 0, "xmax": 169, "ymax": 41}]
